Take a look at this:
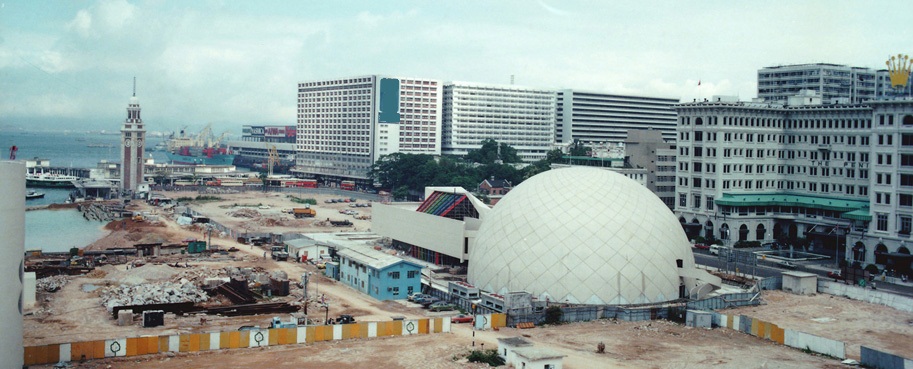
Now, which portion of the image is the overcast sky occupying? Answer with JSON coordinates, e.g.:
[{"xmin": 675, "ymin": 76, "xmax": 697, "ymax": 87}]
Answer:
[{"xmin": 2, "ymin": 1, "xmax": 912, "ymax": 134}]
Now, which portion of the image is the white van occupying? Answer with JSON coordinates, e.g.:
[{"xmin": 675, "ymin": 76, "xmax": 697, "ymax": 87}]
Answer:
[{"xmin": 709, "ymin": 245, "xmax": 724, "ymax": 255}]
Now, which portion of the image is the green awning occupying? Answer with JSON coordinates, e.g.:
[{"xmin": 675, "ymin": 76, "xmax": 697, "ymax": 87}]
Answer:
[
  {"xmin": 714, "ymin": 193, "xmax": 869, "ymax": 212},
  {"xmin": 841, "ymin": 208, "xmax": 872, "ymax": 221}
]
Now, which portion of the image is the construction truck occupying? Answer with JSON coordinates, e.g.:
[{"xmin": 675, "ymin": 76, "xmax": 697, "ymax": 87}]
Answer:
[
  {"xmin": 293, "ymin": 205, "xmax": 317, "ymax": 218},
  {"xmin": 269, "ymin": 316, "xmax": 297, "ymax": 329},
  {"xmin": 329, "ymin": 219, "xmax": 353, "ymax": 227},
  {"xmin": 271, "ymin": 245, "xmax": 289, "ymax": 261}
]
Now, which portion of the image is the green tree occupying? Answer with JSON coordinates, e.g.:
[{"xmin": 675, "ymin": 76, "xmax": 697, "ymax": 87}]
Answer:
[
  {"xmin": 545, "ymin": 148, "xmax": 564, "ymax": 163},
  {"xmin": 569, "ymin": 141, "xmax": 592, "ymax": 157}
]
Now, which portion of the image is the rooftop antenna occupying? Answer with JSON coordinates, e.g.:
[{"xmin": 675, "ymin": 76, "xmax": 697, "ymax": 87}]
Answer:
[{"xmin": 133, "ymin": 76, "xmax": 136, "ymax": 97}]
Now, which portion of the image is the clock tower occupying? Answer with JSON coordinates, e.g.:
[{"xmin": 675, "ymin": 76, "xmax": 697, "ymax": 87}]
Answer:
[{"xmin": 120, "ymin": 78, "xmax": 146, "ymax": 194}]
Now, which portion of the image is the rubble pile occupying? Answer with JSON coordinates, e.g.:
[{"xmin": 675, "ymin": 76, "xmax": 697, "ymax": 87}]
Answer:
[
  {"xmin": 100, "ymin": 280, "xmax": 209, "ymax": 312},
  {"xmin": 228, "ymin": 208, "xmax": 261, "ymax": 218},
  {"xmin": 36, "ymin": 275, "xmax": 69, "ymax": 292}
]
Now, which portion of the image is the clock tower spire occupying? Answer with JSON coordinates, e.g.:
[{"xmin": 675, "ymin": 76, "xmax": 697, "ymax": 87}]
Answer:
[{"xmin": 120, "ymin": 78, "xmax": 146, "ymax": 194}]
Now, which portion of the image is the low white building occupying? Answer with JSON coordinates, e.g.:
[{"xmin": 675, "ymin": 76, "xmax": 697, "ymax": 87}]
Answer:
[
  {"xmin": 512, "ymin": 347, "xmax": 566, "ymax": 369},
  {"xmin": 284, "ymin": 238, "xmax": 331, "ymax": 262}
]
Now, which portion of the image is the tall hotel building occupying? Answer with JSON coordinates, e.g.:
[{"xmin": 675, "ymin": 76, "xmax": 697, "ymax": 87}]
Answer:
[
  {"xmin": 757, "ymin": 64, "xmax": 879, "ymax": 104},
  {"xmin": 674, "ymin": 93, "xmax": 913, "ymax": 274},
  {"xmin": 295, "ymin": 76, "xmax": 442, "ymax": 182},
  {"xmin": 556, "ymin": 90, "xmax": 679, "ymax": 144},
  {"xmin": 442, "ymin": 82, "xmax": 557, "ymax": 162}
]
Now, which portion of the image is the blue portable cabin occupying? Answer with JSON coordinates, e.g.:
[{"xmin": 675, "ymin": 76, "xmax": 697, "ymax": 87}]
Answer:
[{"xmin": 337, "ymin": 246, "xmax": 423, "ymax": 301}]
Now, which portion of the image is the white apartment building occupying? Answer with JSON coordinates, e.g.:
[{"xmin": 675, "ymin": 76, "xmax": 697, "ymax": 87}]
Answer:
[
  {"xmin": 295, "ymin": 76, "xmax": 442, "ymax": 183},
  {"xmin": 674, "ymin": 94, "xmax": 913, "ymax": 275},
  {"xmin": 556, "ymin": 90, "xmax": 678, "ymax": 144},
  {"xmin": 757, "ymin": 63, "xmax": 879, "ymax": 104},
  {"xmin": 442, "ymin": 82, "xmax": 557, "ymax": 162}
]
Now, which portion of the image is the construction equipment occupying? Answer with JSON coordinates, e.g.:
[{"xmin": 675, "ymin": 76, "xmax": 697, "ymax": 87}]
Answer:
[
  {"xmin": 269, "ymin": 316, "xmax": 297, "ymax": 329},
  {"xmin": 293, "ymin": 205, "xmax": 317, "ymax": 218},
  {"xmin": 329, "ymin": 219, "xmax": 353, "ymax": 227},
  {"xmin": 271, "ymin": 245, "xmax": 289, "ymax": 261}
]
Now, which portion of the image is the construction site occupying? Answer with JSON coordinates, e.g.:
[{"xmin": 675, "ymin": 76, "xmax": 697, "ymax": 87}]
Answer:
[{"xmin": 18, "ymin": 189, "xmax": 913, "ymax": 368}]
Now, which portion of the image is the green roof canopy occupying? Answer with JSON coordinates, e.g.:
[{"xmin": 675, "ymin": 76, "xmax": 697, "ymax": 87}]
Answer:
[
  {"xmin": 840, "ymin": 208, "xmax": 872, "ymax": 221},
  {"xmin": 715, "ymin": 193, "xmax": 869, "ymax": 213}
]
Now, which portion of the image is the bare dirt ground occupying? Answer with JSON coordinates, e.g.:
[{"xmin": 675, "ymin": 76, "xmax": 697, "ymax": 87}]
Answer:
[
  {"xmin": 25, "ymin": 191, "xmax": 913, "ymax": 368},
  {"xmin": 726, "ymin": 290, "xmax": 913, "ymax": 359}
]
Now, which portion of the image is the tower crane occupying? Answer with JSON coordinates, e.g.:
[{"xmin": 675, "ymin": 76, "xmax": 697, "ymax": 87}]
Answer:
[{"xmin": 267, "ymin": 144, "xmax": 280, "ymax": 177}]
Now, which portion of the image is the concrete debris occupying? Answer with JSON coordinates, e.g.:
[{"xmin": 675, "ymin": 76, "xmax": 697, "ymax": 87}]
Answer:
[
  {"xmin": 100, "ymin": 281, "xmax": 209, "ymax": 312},
  {"xmin": 37, "ymin": 275, "xmax": 69, "ymax": 292},
  {"xmin": 271, "ymin": 270, "xmax": 288, "ymax": 281}
]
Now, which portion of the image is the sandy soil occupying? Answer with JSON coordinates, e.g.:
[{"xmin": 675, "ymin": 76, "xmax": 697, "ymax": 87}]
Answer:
[
  {"xmin": 725, "ymin": 290, "xmax": 913, "ymax": 359},
  {"xmin": 25, "ymin": 191, "xmax": 913, "ymax": 368}
]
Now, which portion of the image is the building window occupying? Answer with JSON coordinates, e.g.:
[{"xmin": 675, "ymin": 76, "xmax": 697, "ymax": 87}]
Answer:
[
  {"xmin": 902, "ymin": 216, "xmax": 913, "ymax": 235},
  {"xmin": 389, "ymin": 271, "xmax": 400, "ymax": 279},
  {"xmin": 392, "ymin": 286, "xmax": 400, "ymax": 295},
  {"xmin": 706, "ymin": 197, "xmax": 714, "ymax": 211},
  {"xmin": 679, "ymin": 193, "xmax": 687, "ymax": 207},
  {"xmin": 693, "ymin": 194, "xmax": 701, "ymax": 209},
  {"xmin": 407, "ymin": 270, "xmax": 418, "ymax": 278},
  {"xmin": 877, "ymin": 213, "xmax": 889, "ymax": 232}
]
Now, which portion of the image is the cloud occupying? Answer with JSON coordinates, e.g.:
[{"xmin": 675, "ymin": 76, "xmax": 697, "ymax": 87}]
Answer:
[{"xmin": 66, "ymin": 0, "xmax": 137, "ymax": 38}]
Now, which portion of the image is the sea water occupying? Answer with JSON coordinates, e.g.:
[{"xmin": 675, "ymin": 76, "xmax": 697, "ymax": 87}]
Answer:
[
  {"xmin": 0, "ymin": 130, "xmax": 167, "ymax": 252},
  {"xmin": 25, "ymin": 209, "xmax": 108, "ymax": 253}
]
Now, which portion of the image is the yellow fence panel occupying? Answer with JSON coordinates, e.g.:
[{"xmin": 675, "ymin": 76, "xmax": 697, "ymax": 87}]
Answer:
[
  {"xmin": 491, "ymin": 313, "xmax": 507, "ymax": 328},
  {"xmin": 770, "ymin": 324, "xmax": 785, "ymax": 344},
  {"xmin": 418, "ymin": 319, "xmax": 429, "ymax": 334},
  {"xmin": 305, "ymin": 326, "xmax": 316, "ymax": 343},
  {"xmin": 70, "ymin": 341, "xmax": 105, "ymax": 361},
  {"xmin": 24, "ymin": 344, "xmax": 59, "ymax": 366},
  {"xmin": 199, "ymin": 333, "xmax": 211, "ymax": 351},
  {"xmin": 751, "ymin": 320, "xmax": 760, "ymax": 336},
  {"xmin": 268, "ymin": 328, "xmax": 281, "ymax": 346}
]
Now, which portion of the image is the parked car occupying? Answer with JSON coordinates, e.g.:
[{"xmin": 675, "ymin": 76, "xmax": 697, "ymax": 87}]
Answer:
[
  {"xmin": 407, "ymin": 293, "xmax": 422, "ymax": 302},
  {"xmin": 413, "ymin": 295, "xmax": 435, "ymax": 304},
  {"xmin": 450, "ymin": 314, "xmax": 474, "ymax": 324},
  {"xmin": 827, "ymin": 270, "xmax": 842, "ymax": 280},
  {"xmin": 692, "ymin": 243, "xmax": 710, "ymax": 250},
  {"xmin": 419, "ymin": 297, "xmax": 441, "ymax": 307},
  {"xmin": 410, "ymin": 293, "xmax": 431, "ymax": 303},
  {"xmin": 429, "ymin": 302, "xmax": 456, "ymax": 312}
]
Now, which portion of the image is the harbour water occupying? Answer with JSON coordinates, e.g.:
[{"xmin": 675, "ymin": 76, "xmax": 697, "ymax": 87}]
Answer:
[
  {"xmin": 25, "ymin": 209, "xmax": 107, "ymax": 253},
  {"xmin": 1, "ymin": 130, "xmax": 166, "ymax": 252}
]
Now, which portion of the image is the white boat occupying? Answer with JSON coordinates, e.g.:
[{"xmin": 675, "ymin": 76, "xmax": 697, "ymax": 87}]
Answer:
[
  {"xmin": 26, "ymin": 190, "xmax": 45, "ymax": 199},
  {"xmin": 26, "ymin": 173, "xmax": 78, "ymax": 188}
]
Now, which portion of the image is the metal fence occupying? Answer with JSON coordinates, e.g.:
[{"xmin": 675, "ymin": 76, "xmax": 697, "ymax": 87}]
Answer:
[{"xmin": 686, "ymin": 292, "xmax": 760, "ymax": 311}]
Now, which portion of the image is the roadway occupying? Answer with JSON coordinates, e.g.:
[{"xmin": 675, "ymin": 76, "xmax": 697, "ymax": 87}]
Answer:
[{"xmin": 692, "ymin": 250, "xmax": 913, "ymax": 298}]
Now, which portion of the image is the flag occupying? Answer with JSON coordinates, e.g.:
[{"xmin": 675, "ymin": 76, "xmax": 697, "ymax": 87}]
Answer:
[{"xmin": 698, "ymin": 80, "xmax": 701, "ymax": 86}]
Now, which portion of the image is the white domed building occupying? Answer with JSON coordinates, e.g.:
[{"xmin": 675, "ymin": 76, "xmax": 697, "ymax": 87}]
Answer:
[{"xmin": 468, "ymin": 167, "xmax": 719, "ymax": 305}]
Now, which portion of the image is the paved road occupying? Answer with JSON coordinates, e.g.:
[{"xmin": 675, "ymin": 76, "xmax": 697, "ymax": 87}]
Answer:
[{"xmin": 693, "ymin": 250, "xmax": 913, "ymax": 298}]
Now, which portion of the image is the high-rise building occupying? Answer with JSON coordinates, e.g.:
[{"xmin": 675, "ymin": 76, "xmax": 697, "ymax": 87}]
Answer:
[
  {"xmin": 556, "ymin": 90, "xmax": 678, "ymax": 144},
  {"xmin": 625, "ymin": 129, "xmax": 677, "ymax": 209},
  {"xmin": 443, "ymin": 82, "xmax": 557, "ymax": 162},
  {"xmin": 757, "ymin": 63, "xmax": 878, "ymax": 104},
  {"xmin": 228, "ymin": 125, "xmax": 298, "ymax": 171},
  {"xmin": 673, "ymin": 93, "xmax": 913, "ymax": 275},
  {"xmin": 120, "ymin": 81, "xmax": 145, "ymax": 193},
  {"xmin": 295, "ymin": 76, "xmax": 442, "ymax": 183}
]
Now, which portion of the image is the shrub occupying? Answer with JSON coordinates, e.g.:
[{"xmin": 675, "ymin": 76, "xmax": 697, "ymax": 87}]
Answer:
[
  {"xmin": 544, "ymin": 305, "xmax": 563, "ymax": 325},
  {"xmin": 467, "ymin": 349, "xmax": 504, "ymax": 367}
]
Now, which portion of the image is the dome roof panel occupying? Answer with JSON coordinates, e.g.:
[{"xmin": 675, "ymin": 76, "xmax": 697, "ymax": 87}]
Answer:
[{"xmin": 468, "ymin": 167, "xmax": 693, "ymax": 305}]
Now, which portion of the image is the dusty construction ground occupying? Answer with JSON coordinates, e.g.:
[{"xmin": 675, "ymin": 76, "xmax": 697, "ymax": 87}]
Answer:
[{"xmin": 26, "ymin": 190, "xmax": 913, "ymax": 368}]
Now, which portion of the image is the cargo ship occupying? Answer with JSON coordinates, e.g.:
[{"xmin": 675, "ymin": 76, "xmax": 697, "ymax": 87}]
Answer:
[{"xmin": 164, "ymin": 123, "xmax": 235, "ymax": 166}]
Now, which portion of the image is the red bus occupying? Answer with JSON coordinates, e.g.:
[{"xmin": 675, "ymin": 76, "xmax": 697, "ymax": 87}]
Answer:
[
  {"xmin": 284, "ymin": 179, "xmax": 318, "ymax": 188},
  {"xmin": 340, "ymin": 180, "xmax": 356, "ymax": 191}
]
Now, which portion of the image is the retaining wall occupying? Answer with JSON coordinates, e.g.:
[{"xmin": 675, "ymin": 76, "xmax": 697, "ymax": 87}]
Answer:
[
  {"xmin": 24, "ymin": 316, "xmax": 458, "ymax": 366},
  {"xmin": 817, "ymin": 280, "xmax": 913, "ymax": 313},
  {"xmin": 716, "ymin": 313, "xmax": 845, "ymax": 359},
  {"xmin": 860, "ymin": 346, "xmax": 913, "ymax": 369}
]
